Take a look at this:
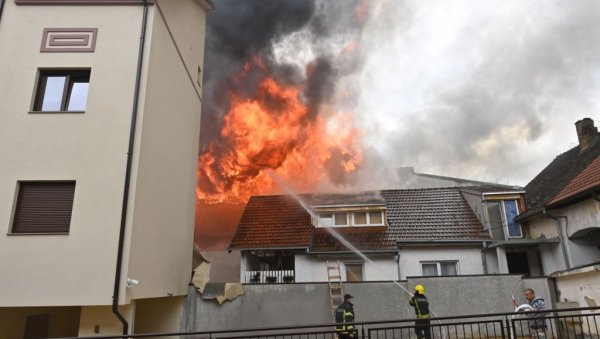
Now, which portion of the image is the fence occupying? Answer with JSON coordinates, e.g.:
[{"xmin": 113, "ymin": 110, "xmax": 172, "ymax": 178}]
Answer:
[
  {"xmin": 58, "ymin": 306, "xmax": 600, "ymax": 339},
  {"xmin": 245, "ymin": 270, "xmax": 295, "ymax": 283}
]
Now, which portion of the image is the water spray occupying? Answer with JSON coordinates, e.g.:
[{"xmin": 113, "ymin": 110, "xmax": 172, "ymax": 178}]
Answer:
[{"xmin": 267, "ymin": 170, "xmax": 447, "ymax": 338}]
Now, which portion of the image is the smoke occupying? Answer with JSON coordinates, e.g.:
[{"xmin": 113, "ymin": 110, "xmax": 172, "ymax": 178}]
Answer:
[
  {"xmin": 354, "ymin": 0, "xmax": 600, "ymax": 186},
  {"xmin": 200, "ymin": 0, "xmax": 600, "ymax": 191}
]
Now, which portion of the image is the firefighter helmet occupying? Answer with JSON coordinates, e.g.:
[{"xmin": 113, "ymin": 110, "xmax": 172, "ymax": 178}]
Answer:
[{"xmin": 415, "ymin": 284, "xmax": 425, "ymax": 294}]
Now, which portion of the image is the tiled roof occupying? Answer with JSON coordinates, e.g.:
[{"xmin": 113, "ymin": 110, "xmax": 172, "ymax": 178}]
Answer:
[
  {"xmin": 524, "ymin": 136, "xmax": 600, "ymax": 213},
  {"xmin": 230, "ymin": 187, "xmax": 489, "ymax": 252},
  {"xmin": 229, "ymin": 195, "xmax": 312, "ymax": 249},
  {"xmin": 381, "ymin": 188, "xmax": 489, "ymax": 240},
  {"xmin": 547, "ymin": 154, "xmax": 600, "ymax": 206}
]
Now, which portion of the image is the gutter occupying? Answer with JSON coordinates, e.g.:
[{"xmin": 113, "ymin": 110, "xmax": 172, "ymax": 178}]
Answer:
[
  {"xmin": 112, "ymin": 0, "xmax": 149, "ymax": 334},
  {"xmin": 542, "ymin": 209, "xmax": 571, "ymax": 270}
]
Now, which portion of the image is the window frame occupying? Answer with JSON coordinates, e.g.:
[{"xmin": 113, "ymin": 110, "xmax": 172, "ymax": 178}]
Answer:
[
  {"xmin": 9, "ymin": 181, "xmax": 76, "ymax": 235},
  {"xmin": 344, "ymin": 262, "xmax": 364, "ymax": 281},
  {"xmin": 32, "ymin": 69, "xmax": 91, "ymax": 113},
  {"xmin": 420, "ymin": 261, "xmax": 459, "ymax": 277}
]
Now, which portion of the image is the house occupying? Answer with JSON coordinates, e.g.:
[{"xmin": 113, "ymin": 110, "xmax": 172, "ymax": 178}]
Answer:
[
  {"xmin": 460, "ymin": 186, "xmax": 550, "ymax": 276},
  {"xmin": 515, "ymin": 117, "xmax": 600, "ymax": 306},
  {"xmin": 0, "ymin": 0, "xmax": 212, "ymax": 337},
  {"xmin": 230, "ymin": 187, "xmax": 501, "ymax": 284}
]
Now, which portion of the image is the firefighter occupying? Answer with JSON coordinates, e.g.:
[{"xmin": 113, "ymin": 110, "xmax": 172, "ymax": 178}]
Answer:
[
  {"xmin": 409, "ymin": 284, "xmax": 431, "ymax": 339},
  {"xmin": 335, "ymin": 293, "xmax": 356, "ymax": 338}
]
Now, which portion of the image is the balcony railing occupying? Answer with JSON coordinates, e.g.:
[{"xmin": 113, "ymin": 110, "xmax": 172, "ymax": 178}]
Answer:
[{"xmin": 245, "ymin": 269, "xmax": 295, "ymax": 283}]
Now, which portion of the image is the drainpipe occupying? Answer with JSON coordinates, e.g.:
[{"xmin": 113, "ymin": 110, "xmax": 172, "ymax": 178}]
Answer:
[
  {"xmin": 0, "ymin": 0, "xmax": 6, "ymax": 27},
  {"xmin": 543, "ymin": 209, "xmax": 571, "ymax": 270},
  {"xmin": 112, "ymin": 0, "xmax": 149, "ymax": 334},
  {"xmin": 481, "ymin": 241, "xmax": 488, "ymax": 274}
]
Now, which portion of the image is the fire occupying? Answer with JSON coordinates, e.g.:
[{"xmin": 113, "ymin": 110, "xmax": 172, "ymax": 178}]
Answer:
[{"xmin": 197, "ymin": 62, "xmax": 362, "ymax": 204}]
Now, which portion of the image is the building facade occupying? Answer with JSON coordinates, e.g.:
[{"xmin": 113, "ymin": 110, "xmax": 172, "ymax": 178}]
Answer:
[{"xmin": 0, "ymin": 0, "xmax": 212, "ymax": 336}]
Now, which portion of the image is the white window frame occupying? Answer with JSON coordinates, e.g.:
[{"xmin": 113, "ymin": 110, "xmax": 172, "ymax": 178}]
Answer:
[
  {"xmin": 315, "ymin": 210, "xmax": 385, "ymax": 227},
  {"xmin": 420, "ymin": 261, "xmax": 459, "ymax": 276},
  {"xmin": 501, "ymin": 200, "xmax": 523, "ymax": 239},
  {"xmin": 352, "ymin": 211, "xmax": 385, "ymax": 226}
]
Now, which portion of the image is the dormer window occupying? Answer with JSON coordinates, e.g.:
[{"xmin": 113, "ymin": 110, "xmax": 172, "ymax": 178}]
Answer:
[
  {"xmin": 353, "ymin": 211, "xmax": 384, "ymax": 226},
  {"xmin": 315, "ymin": 209, "xmax": 386, "ymax": 227}
]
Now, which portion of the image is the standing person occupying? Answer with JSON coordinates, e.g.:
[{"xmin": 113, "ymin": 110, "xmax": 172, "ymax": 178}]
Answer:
[
  {"xmin": 410, "ymin": 284, "xmax": 431, "ymax": 339},
  {"xmin": 513, "ymin": 288, "xmax": 547, "ymax": 337},
  {"xmin": 335, "ymin": 294, "xmax": 356, "ymax": 338}
]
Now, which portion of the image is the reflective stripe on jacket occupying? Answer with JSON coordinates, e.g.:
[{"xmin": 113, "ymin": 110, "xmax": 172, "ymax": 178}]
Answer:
[
  {"xmin": 335, "ymin": 301, "xmax": 355, "ymax": 333},
  {"xmin": 410, "ymin": 293, "xmax": 431, "ymax": 318}
]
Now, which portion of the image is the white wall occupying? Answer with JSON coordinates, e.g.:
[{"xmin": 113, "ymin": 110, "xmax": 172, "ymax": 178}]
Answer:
[
  {"xmin": 398, "ymin": 246, "xmax": 484, "ymax": 280},
  {"xmin": 295, "ymin": 254, "xmax": 397, "ymax": 282}
]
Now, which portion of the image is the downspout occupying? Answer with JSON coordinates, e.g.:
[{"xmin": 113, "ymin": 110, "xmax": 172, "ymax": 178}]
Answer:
[
  {"xmin": 112, "ymin": 0, "xmax": 149, "ymax": 334},
  {"xmin": 0, "ymin": 0, "xmax": 6, "ymax": 27},
  {"xmin": 481, "ymin": 241, "xmax": 488, "ymax": 274},
  {"xmin": 543, "ymin": 209, "xmax": 571, "ymax": 270}
]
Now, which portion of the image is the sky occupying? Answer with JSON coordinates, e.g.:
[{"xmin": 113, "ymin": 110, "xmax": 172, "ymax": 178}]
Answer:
[{"xmin": 200, "ymin": 0, "xmax": 600, "ymax": 190}]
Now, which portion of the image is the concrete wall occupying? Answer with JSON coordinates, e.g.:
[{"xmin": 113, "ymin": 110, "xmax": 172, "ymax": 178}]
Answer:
[
  {"xmin": 182, "ymin": 275, "xmax": 550, "ymax": 332},
  {"xmin": 398, "ymin": 246, "xmax": 484, "ymax": 280},
  {"xmin": 552, "ymin": 265, "xmax": 600, "ymax": 307},
  {"xmin": 0, "ymin": 0, "xmax": 145, "ymax": 307}
]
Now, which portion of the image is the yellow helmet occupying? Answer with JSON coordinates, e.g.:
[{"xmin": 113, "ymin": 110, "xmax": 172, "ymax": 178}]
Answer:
[{"xmin": 415, "ymin": 284, "xmax": 425, "ymax": 294}]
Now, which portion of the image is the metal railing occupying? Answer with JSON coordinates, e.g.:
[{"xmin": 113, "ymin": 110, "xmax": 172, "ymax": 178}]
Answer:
[
  {"xmin": 245, "ymin": 269, "xmax": 295, "ymax": 283},
  {"xmin": 57, "ymin": 306, "xmax": 600, "ymax": 339}
]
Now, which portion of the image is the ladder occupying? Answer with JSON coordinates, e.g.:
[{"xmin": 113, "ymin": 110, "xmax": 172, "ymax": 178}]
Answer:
[{"xmin": 326, "ymin": 260, "xmax": 344, "ymax": 322}]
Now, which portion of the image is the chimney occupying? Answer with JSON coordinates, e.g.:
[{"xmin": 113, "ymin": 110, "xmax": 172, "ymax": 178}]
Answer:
[{"xmin": 575, "ymin": 118, "xmax": 599, "ymax": 152}]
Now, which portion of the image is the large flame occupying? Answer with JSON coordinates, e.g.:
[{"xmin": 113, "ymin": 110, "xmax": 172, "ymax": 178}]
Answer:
[{"xmin": 197, "ymin": 62, "xmax": 362, "ymax": 204}]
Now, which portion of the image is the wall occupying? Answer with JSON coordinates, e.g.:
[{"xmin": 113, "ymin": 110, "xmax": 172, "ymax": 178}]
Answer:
[
  {"xmin": 551, "ymin": 199, "xmax": 600, "ymax": 267},
  {"xmin": 78, "ymin": 304, "xmax": 133, "ymax": 336},
  {"xmin": 553, "ymin": 265, "xmax": 600, "ymax": 307},
  {"xmin": 125, "ymin": 0, "xmax": 206, "ymax": 304},
  {"xmin": 134, "ymin": 296, "xmax": 186, "ymax": 334},
  {"xmin": 0, "ymin": 0, "xmax": 145, "ymax": 307},
  {"xmin": 182, "ymin": 275, "xmax": 549, "ymax": 332},
  {"xmin": 398, "ymin": 246, "xmax": 484, "ymax": 280},
  {"xmin": 294, "ymin": 254, "xmax": 398, "ymax": 282},
  {"xmin": 461, "ymin": 190, "xmax": 486, "ymax": 227},
  {"xmin": 0, "ymin": 306, "xmax": 80, "ymax": 339}
]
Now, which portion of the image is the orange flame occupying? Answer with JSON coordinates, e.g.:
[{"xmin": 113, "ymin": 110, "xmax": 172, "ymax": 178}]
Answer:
[{"xmin": 197, "ymin": 62, "xmax": 362, "ymax": 204}]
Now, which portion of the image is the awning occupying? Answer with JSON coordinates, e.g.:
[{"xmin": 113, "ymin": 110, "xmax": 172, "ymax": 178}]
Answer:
[{"xmin": 569, "ymin": 227, "xmax": 600, "ymax": 244}]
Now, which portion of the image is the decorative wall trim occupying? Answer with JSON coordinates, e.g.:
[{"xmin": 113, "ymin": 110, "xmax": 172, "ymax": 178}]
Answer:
[
  {"xmin": 40, "ymin": 28, "xmax": 97, "ymax": 53},
  {"xmin": 17, "ymin": 0, "xmax": 154, "ymax": 4}
]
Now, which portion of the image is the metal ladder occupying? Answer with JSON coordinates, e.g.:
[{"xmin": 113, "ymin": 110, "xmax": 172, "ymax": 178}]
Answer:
[{"xmin": 326, "ymin": 260, "xmax": 344, "ymax": 322}]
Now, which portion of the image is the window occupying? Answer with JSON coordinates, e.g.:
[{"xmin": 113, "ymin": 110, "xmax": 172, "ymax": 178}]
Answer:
[
  {"xmin": 352, "ymin": 211, "xmax": 384, "ymax": 226},
  {"xmin": 316, "ymin": 210, "xmax": 385, "ymax": 227},
  {"xmin": 11, "ymin": 181, "xmax": 76, "ymax": 234},
  {"xmin": 486, "ymin": 200, "xmax": 522, "ymax": 239},
  {"xmin": 421, "ymin": 261, "xmax": 458, "ymax": 276},
  {"xmin": 318, "ymin": 213, "xmax": 333, "ymax": 227},
  {"xmin": 33, "ymin": 69, "xmax": 90, "ymax": 112},
  {"xmin": 345, "ymin": 263, "xmax": 363, "ymax": 281},
  {"xmin": 334, "ymin": 212, "xmax": 348, "ymax": 226}
]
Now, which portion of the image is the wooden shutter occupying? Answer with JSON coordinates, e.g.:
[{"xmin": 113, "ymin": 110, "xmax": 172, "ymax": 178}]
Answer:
[{"xmin": 12, "ymin": 181, "xmax": 75, "ymax": 233}]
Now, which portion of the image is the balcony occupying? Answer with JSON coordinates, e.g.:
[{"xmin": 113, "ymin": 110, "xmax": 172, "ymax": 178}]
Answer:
[{"xmin": 245, "ymin": 270, "xmax": 295, "ymax": 284}]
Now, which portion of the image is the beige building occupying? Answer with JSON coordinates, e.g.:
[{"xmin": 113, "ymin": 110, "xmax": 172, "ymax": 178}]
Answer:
[{"xmin": 0, "ymin": 0, "xmax": 212, "ymax": 337}]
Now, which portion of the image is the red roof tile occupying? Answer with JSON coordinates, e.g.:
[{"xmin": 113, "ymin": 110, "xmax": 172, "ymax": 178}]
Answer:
[
  {"xmin": 229, "ymin": 188, "xmax": 489, "ymax": 252},
  {"xmin": 547, "ymin": 154, "xmax": 600, "ymax": 206},
  {"xmin": 229, "ymin": 195, "xmax": 312, "ymax": 249}
]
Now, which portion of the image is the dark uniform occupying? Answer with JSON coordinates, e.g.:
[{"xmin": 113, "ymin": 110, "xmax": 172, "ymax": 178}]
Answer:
[
  {"xmin": 410, "ymin": 292, "xmax": 431, "ymax": 339},
  {"xmin": 336, "ymin": 294, "xmax": 356, "ymax": 339}
]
